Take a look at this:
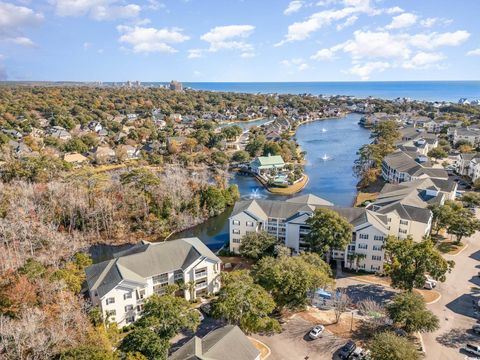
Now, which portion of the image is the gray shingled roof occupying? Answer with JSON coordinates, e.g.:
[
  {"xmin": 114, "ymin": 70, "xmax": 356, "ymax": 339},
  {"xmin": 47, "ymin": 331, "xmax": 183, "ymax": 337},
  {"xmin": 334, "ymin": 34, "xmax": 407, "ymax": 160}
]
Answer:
[
  {"xmin": 85, "ymin": 238, "xmax": 220, "ymax": 298},
  {"xmin": 168, "ymin": 325, "xmax": 260, "ymax": 360}
]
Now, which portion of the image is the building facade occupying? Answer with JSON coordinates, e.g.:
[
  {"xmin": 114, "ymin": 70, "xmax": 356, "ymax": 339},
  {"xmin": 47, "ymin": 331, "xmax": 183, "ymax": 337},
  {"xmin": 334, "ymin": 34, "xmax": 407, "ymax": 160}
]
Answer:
[{"xmin": 85, "ymin": 238, "xmax": 221, "ymax": 328}]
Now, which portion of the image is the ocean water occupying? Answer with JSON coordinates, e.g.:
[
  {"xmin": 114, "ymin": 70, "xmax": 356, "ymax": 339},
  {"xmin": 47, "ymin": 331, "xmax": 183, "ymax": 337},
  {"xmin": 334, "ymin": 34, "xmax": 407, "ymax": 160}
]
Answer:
[{"xmin": 146, "ymin": 81, "xmax": 480, "ymax": 103}]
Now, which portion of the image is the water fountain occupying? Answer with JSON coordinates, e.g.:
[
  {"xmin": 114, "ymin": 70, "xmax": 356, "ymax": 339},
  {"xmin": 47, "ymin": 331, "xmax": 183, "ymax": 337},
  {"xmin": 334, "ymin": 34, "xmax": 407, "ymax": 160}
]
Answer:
[
  {"xmin": 321, "ymin": 153, "xmax": 330, "ymax": 161},
  {"xmin": 321, "ymin": 128, "xmax": 327, "ymax": 133},
  {"xmin": 250, "ymin": 188, "xmax": 263, "ymax": 199}
]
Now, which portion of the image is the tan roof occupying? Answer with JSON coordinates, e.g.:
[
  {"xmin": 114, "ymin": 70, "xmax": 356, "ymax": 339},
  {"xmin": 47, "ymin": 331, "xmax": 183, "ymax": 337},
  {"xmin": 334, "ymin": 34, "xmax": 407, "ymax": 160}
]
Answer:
[{"xmin": 64, "ymin": 152, "xmax": 88, "ymax": 163}]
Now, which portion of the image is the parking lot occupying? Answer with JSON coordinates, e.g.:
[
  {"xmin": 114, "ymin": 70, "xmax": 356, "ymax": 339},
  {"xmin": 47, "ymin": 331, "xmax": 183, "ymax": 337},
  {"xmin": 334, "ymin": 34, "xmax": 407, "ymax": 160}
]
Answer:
[{"xmin": 253, "ymin": 315, "xmax": 349, "ymax": 360}]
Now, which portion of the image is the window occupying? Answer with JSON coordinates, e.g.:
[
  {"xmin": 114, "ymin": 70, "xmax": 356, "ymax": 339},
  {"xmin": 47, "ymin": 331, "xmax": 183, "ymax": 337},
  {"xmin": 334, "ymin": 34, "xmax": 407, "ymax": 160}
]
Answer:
[
  {"xmin": 357, "ymin": 243, "xmax": 368, "ymax": 250},
  {"xmin": 399, "ymin": 229, "xmax": 408, "ymax": 234},
  {"xmin": 359, "ymin": 234, "xmax": 369, "ymax": 240},
  {"xmin": 372, "ymin": 255, "xmax": 382, "ymax": 261},
  {"xmin": 372, "ymin": 245, "xmax": 382, "ymax": 251},
  {"xmin": 373, "ymin": 235, "xmax": 384, "ymax": 241},
  {"xmin": 137, "ymin": 289, "xmax": 145, "ymax": 300},
  {"xmin": 152, "ymin": 273, "xmax": 168, "ymax": 284},
  {"xmin": 232, "ymin": 229, "xmax": 240, "ymax": 234},
  {"xmin": 371, "ymin": 265, "xmax": 381, "ymax": 271},
  {"xmin": 232, "ymin": 238, "xmax": 241, "ymax": 244},
  {"xmin": 174, "ymin": 270, "xmax": 183, "ymax": 282},
  {"xmin": 153, "ymin": 283, "xmax": 168, "ymax": 295},
  {"xmin": 400, "ymin": 220, "xmax": 409, "ymax": 226},
  {"xmin": 387, "ymin": 217, "xmax": 392, "ymax": 223},
  {"xmin": 195, "ymin": 268, "xmax": 207, "ymax": 279},
  {"xmin": 124, "ymin": 292, "xmax": 132, "ymax": 300},
  {"xmin": 246, "ymin": 221, "xmax": 254, "ymax": 227},
  {"xmin": 125, "ymin": 305, "xmax": 134, "ymax": 312},
  {"xmin": 126, "ymin": 316, "xmax": 135, "ymax": 324},
  {"xmin": 232, "ymin": 220, "xmax": 240, "ymax": 225},
  {"xmin": 136, "ymin": 304, "xmax": 144, "ymax": 312},
  {"xmin": 106, "ymin": 297, "xmax": 115, "ymax": 305},
  {"xmin": 106, "ymin": 310, "xmax": 116, "ymax": 316}
]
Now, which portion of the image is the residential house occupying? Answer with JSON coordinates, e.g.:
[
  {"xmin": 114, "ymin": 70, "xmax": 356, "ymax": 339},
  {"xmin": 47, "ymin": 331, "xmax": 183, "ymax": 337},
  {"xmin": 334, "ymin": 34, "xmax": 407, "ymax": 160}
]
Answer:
[
  {"xmin": 85, "ymin": 238, "xmax": 221, "ymax": 328},
  {"xmin": 229, "ymin": 194, "xmax": 390, "ymax": 273},
  {"xmin": 250, "ymin": 154, "xmax": 285, "ymax": 175},
  {"xmin": 64, "ymin": 152, "xmax": 88, "ymax": 167},
  {"xmin": 1, "ymin": 128, "xmax": 23, "ymax": 140},
  {"xmin": 381, "ymin": 150, "xmax": 448, "ymax": 184},
  {"xmin": 168, "ymin": 325, "xmax": 260, "ymax": 360},
  {"xmin": 451, "ymin": 127, "xmax": 480, "ymax": 146},
  {"xmin": 454, "ymin": 152, "xmax": 480, "ymax": 182},
  {"xmin": 47, "ymin": 126, "xmax": 72, "ymax": 141},
  {"xmin": 89, "ymin": 146, "xmax": 117, "ymax": 164}
]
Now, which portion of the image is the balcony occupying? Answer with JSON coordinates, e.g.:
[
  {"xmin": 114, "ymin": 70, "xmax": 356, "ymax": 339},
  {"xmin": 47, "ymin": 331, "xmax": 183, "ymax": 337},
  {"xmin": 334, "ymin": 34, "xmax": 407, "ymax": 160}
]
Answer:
[
  {"xmin": 195, "ymin": 271, "xmax": 207, "ymax": 279},
  {"xmin": 195, "ymin": 281, "xmax": 208, "ymax": 289}
]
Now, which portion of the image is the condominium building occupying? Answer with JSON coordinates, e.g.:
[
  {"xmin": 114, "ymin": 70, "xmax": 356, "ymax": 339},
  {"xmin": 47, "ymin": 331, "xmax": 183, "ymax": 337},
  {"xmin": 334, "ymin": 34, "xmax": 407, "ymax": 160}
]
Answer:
[
  {"xmin": 229, "ymin": 194, "xmax": 389, "ymax": 272},
  {"xmin": 85, "ymin": 238, "xmax": 221, "ymax": 328}
]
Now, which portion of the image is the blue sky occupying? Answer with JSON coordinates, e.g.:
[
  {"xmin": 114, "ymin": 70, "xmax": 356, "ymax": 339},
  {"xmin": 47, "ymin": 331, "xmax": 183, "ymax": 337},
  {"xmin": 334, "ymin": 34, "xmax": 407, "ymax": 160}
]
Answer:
[{"xmin": 1, "ymin": 0, "xmax": 480, "ymax": 81}]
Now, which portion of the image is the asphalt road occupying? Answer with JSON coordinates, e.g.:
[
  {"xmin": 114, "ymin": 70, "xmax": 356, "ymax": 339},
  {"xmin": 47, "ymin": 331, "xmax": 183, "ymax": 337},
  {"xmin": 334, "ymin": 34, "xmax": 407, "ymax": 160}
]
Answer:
[{"xmin": 422, "ymin": 221, "xmax": 480, "ymax": 360}]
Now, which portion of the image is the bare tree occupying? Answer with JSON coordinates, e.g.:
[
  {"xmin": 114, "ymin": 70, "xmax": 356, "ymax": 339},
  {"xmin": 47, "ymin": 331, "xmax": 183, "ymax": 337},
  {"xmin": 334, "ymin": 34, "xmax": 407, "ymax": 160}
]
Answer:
[{"xmin": 332, "ymin": 288, "xmax": 352, "ymax": 324}]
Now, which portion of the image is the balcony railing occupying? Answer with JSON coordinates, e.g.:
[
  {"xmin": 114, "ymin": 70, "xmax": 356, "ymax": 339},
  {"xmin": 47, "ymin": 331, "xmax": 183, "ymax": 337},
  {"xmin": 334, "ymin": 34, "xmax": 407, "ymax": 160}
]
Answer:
[
  {"xmin": 195, "ymin": 271, "xmax": 207, "ymax": 279},
  {"xmin": 195, "ymin": 282, "xmax": 208, "ymax": 289}
]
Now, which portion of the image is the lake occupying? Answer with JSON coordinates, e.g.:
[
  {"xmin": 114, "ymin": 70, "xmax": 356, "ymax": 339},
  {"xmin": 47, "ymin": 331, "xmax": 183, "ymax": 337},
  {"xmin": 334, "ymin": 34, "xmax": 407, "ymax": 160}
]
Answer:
[{"xmin": 173, "ymin": 112, "xmax": 370, "ymax": 250}]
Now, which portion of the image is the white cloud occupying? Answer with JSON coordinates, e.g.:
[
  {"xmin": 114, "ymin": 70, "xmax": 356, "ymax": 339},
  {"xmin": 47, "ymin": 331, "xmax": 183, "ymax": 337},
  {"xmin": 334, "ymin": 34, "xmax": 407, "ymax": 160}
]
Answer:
[
  {"xmin": 200, "ymin": 25, "xmax": 255, "ymax": 51},
  {"xmin": 336, "ymin": 15, "xmax": 357, "ymax": 30},
  {"xmin": 54, "ymin": 0, "xmax": 141, "ymax": 21},
  {"xmin": 276, "ymin": 0, "xmax": 383, "ymax": 45},
  {"xmin": 313, "ymin": 28, "xmax": 470, "ymax": 79},
  {"xmin": 0, "ymin": 2, "xmax": 43, "ymax": 46},
  {"xmin": 192, "ymin": 25, "xmax": 255, "ymax": 57},
  {"xmin": 147, "ymin": 0, "xmax": 165, "ymax": 11},
  {"xmin": 188, "ymin": 49, "xmax": 203, "ymax": 58},
  {"xmin": 241, "ymin": 52, "xmax": 255, "ymax": 58},
  {"xmin": 9, "ymin": 36, "xmax": 35, "ymax": 46},
  {"xmin": 284, "ymin": 1, "xmax": 303, "ymax": 15},
  {"xmin": 385, "ymin": 6, "xmax": 403, "ymax": 14},
  {"xmin": 409, "ymin": 30, "xmax": 470, "ymax": 49},
  {"xmin": 311, "ymin": 48, "xmax": 335, "ymax": 60},
  {"xmin": 281, "ymin": 57, "xmax": 310, "ymax": 71},
  {"xmin": 341, "ymin": 30, "xmax": 411, "ymax": 60},
  {"xmin": 117, "ymin": 25, "xmax": 189, "ymax": 53},
  {"xmin": 467, "ymin": 48, "xmax": 480, "ymax": 56},
  {"xmin": 348, "ymin": 61, "xmax": 390, "ymax": 80},
  {"xmin": 385, "ymin": 12, "xmax": 417, "ymax": 30},
  {"xmin": 420, "ymin": 17, "xmax": 452, "ymax": 28},
  {"xmin": 402, "ymin": 52, "xmax": 445, "ymax": 69}
]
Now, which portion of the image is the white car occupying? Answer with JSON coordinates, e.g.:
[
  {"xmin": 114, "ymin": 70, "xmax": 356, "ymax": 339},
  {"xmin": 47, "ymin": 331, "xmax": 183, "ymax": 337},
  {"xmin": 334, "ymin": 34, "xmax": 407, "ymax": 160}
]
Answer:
[
  {"xmin": 308, "ymin": 325, "xmax": 325, "ymax": 339},
  {"xmin": 463, "ymin": 344, "xmax": 480, "ymax": 356}
]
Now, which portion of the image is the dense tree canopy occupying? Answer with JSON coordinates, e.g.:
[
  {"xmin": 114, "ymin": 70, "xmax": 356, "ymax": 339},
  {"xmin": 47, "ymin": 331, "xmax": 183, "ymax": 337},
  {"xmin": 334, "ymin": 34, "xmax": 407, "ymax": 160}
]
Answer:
[
  {"xmin": 212, "ymin": 270, "xmax": 280, "ymax": 334},
  {"xmin": 369, "ymin": 332, "xmax": 420, "ymax": 360},
  {"xmin": 253, "ymin": 253, "xmax": 333, "ymax": 309},
  {"xmin": 387, "ymin": 292, "xmax": 439, "ymax": 333},
  {"xmin": 305, "ymin": 208, "xmax": 353, "ymax": 256},
  {"xmin": 239, "ymin": 231, "xmax": 277, "ymax": 260},
  {"xmin": 385, "ymin": 237, "xmax": 454, "ymax": 291}
]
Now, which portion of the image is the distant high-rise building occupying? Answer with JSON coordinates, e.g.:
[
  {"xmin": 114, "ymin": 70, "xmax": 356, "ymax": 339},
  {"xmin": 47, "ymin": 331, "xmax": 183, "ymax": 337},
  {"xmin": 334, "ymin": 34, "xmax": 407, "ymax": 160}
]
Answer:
[{"xmin": 169, "ymin": 80, "xmax": 183, "ymax": 91}]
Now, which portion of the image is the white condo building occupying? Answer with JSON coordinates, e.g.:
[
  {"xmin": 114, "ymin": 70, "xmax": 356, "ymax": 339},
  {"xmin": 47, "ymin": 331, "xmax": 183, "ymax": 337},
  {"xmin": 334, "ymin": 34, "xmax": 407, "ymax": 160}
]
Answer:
[{"xmin": 85, "ymin": 237, "xmax": 221, "ymax": 328}]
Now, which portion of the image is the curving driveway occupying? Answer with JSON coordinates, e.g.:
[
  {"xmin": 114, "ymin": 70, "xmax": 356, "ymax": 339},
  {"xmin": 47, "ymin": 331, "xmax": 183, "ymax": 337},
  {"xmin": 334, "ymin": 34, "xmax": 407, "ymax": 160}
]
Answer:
[{"xmin": 422, "ymin": 209, "xmax": 480, "ymax": 359}]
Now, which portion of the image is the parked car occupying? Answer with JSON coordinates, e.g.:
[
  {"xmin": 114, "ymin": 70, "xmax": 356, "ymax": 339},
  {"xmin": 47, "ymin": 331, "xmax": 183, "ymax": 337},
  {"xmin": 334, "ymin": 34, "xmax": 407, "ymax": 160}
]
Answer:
[
  {"xmin": 308, "ymin": 325, "xmax": 325, "ymax": 340},
  {"xmin": 472, "ymin": 324, "xmax": 480, "ymax": 335},
  {"xmin": 200, "ymin": 303, "xmax": 212, "ymax": 316},
  {"xmin": 339, "ymin": 340, "xmax": 356, "ymax": 359},
  {"xmin": 424, "ymin": 280, "xmax": 435, "ymax": 290},
  {"xmin": 463, "ymin": 344, "xmax": 480, "ymax": 356},
  {"xmin": 348, "ymin": 347, "xmax": 371, "ymax": 360}
]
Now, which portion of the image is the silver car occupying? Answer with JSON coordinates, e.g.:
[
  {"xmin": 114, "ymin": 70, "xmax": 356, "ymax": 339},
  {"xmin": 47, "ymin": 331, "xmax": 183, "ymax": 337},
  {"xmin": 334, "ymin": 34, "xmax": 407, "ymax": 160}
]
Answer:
[{"xmin": 308, "ymin": 325, "xmax": 325, "ymax": 340}]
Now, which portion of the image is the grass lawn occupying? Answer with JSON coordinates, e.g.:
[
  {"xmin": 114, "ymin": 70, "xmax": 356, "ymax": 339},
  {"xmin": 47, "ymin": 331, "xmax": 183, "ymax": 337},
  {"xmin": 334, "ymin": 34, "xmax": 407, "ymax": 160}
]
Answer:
[
  {"xmin": 436, "ymin": 240, "xmax": 466, "ymax": 255},
  {"xmin": 354, "ymin": 192, "xmax": 379, "ymax": 207},
  {"xmin": 413, "ymin": 289, "xmax": 441, "ymax": 304}
]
